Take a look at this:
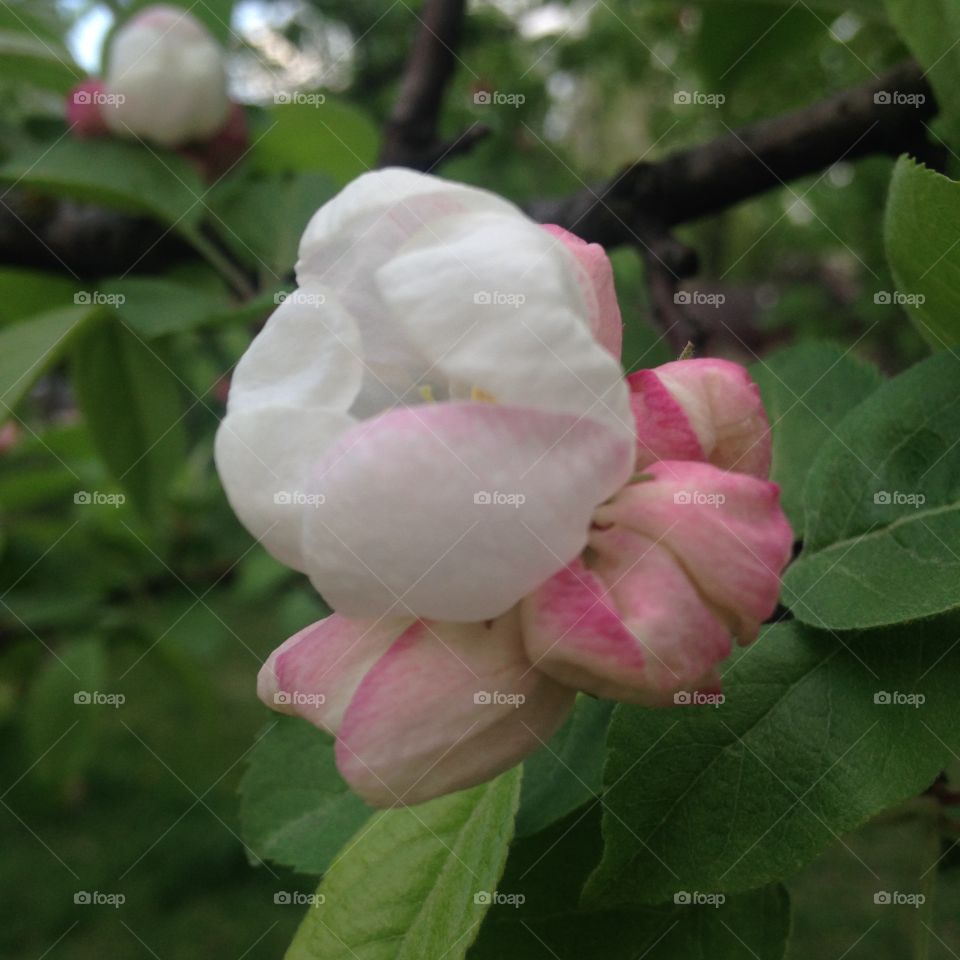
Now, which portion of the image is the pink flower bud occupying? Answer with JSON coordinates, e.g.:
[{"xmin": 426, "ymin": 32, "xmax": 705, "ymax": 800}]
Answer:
[{"xmin": 66, "ymin": 80, "xmax": 110, "ymax": 138}]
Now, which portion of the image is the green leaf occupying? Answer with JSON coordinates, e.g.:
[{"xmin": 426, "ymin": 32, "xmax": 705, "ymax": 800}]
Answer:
[
  {"xmin": 0, "ymin": 138, "xmax": 206, "ymax": 230},
  {"xmin": 252, "ymin": 100, "xmax": 379, "ymax": 186},
  {"xmin": 0, "ymin": 304, "xmax": 102, "ymax": 422},
  {"xmin": 285, "ymin": 767, "xmax": 522, "ymax": 960},
  {"xmin": 782, "ymin": 351, "xmax": 960, "ymax": 629},
  {"xmin": 102, "ymin": 277, "xmax": 228, "ymax": 338},
  {"xmin": 884, "ymin": 156, "xmax": 960, "ymax": 347},
  {"xmin": 209, "ymin": 172, "xmax": 336, "ymax": 278},
  {"xmin": 24, "ymin": 637, "xmax": 107, "ymax": 786},
  {"xmin": 883, "ymin": 0, "xmax": 960, "ymax": 150},
  {"xmin": 71, "ymin": 316, "xmax": 187, "ymax": 523},
  {"xmin": 584, "ymin": 619, "xmax": 960, "ymax": 906},
  {"xmin": 0, "ymin": 269, "xmax": 78, "ymax": 326},
  {"xmin": 471, "ymin": 807, "xmax": 790, "ymax": 960},
  {"xmin": 751, "ymin": 342, "xmax": 882, "ymax": 537},
  {"xmin": 239, "ymin": 716, "xmax": 372, "ymax": 875},
  {"xmin": 0, "ymin": 28, "xmax": 79, "ymax": 93},
  {"xmin": 516, "ymin": 695, "xmax": 613, "ymax": 837}
]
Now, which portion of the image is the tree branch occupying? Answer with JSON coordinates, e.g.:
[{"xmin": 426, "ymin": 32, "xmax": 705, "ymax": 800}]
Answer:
[
  {"xmin": 527, "ymin": 61, "xmax": 937, "ymax": 248},
  {"xmin": 378, "ymin": 0, "xmax": 489, "ymax": 170}
]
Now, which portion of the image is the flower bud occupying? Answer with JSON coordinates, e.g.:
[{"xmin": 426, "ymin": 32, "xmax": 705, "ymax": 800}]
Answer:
[{"xmin": 103, "ymin": 5, "xmax": 230, "ymax": 148}]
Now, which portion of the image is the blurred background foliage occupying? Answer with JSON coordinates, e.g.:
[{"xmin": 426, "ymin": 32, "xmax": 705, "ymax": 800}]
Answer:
[{"xmin": 0, "ymin": 0, "xmax": 952, "ymax": 957}]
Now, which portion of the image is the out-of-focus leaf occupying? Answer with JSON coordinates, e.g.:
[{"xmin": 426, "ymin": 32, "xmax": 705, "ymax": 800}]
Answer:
[
  {"xmin": 102, "ymin": 277, "xmax": 228, "ymax": 338},
  {"xmin": 71, "ymin": 317, "xmax": 187, "ymax": 523},
  {"xmin": 0, "ymin": 138, "xmax": 206, "ymax": 229},
  {"xmin": 0, "ymin": 304, "xmax": 102, "ymax": 422},
  {"xmin": 0, "ymin": 268, "xmax": 77, "ymax": 326},
  {"xmin": 239, "ymin": 716, "xmax": 372, "ymax": 875},
  {"xmin": 24, "ymin": 637, "xmax": 107, "ymax": 786},
  {"xmin": 251, "ymin": 100, "xmax": 379, "ymax": 186}
]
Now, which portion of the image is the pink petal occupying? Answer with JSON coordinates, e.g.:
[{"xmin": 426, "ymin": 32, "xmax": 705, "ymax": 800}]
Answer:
[
  {"xmin": 257, "ymin": 614, "xmax": 409, "ymax": 734},
  {"xmin": 542, "ymin": 224, "xmax": 623, "ymax": 359},
  {"xmin": 67, "ymin": 80, "xmax": 110, "ymax": 138},
  {"xmin": 594, "ymin": 460, "xmax": 793, "ymax": 641},
  {"xmin": 627, "ymin": 369, "xmax": 706, "ymax": 469},
  {"xmin": 644, "ymin": 359, "xmax": 772, "ymax": 478},
  {"xmin": 521, "ymin": 542, "xmax": 731, "ymax": 705},
  {"xmin": 300, "ymin": 401, "xmax": 634, "ymax": 622},
  {"xmin": 335, "ymin": 609, "xmax": 575, "ymax": 807}
]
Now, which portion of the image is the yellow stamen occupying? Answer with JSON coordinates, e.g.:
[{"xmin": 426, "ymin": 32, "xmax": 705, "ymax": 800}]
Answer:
[{"xmin": 471, "ymin": 385, "xmax": 497, "ymax": 403}]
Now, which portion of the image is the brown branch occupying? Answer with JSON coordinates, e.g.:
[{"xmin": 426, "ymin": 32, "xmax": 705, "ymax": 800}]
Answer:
[
  {"xmin": 0, "ymin": 62, "xmax": 938, "ymax": 280},
  {"xmin": 527, "ymin": 60, "xmax": 938, "ymax": 248},
  {"xmin": 378, "ymin": 0, "xmax": 488, "ymax": 170}
]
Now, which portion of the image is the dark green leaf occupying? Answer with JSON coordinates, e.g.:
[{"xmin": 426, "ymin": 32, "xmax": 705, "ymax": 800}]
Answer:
[
  {"xmin": 239, "ymin": 716, "xmax": 372, "ymax": 875},
  {"xmin": 585, "ymin": 618, "xmax": 960, "ymax": 905}
]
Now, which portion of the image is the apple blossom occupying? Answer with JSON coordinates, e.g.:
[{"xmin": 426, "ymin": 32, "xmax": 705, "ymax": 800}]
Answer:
[
  {"xmin": 215, "ymin": 168, "xmax": 637, "ymax": 623},
  {"xmin": 215, "ymin": 168, "xmax": 792, "ymax": 808},
  {"xmin": 102, "ymin": 5, "xmax": 230, "ymax": 148},
  {"xmin": 66, "ymin": 6, "xmax": 248, "ymax": 176}
]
